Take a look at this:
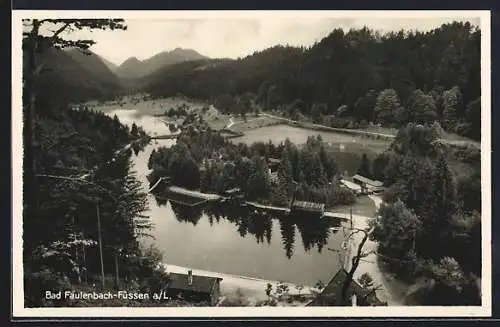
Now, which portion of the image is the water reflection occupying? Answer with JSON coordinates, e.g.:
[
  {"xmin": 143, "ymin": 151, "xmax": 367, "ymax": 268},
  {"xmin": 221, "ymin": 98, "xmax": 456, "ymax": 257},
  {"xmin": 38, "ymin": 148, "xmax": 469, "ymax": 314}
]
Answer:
[
  {"xmin": 170, "ymin": 202, "xmax": 204, "ymax": 226},
  {"xmin": 153, "ymin": 194, "xmax": 342, "ymax": 260}
]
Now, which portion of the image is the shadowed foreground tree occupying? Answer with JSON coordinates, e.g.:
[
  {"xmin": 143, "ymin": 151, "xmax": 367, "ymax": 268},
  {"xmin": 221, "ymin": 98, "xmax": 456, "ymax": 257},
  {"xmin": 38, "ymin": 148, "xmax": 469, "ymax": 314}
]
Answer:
[
  {"xmin": 23, "ymin": 19, "xmax": 127, "ymax": 228},
  {"xmin": 20, "ymin": 19, "xmax": 176, "ymax": 307},
  {"xmin": 340, "ymin": 226, "xmax": 374, "ymax": 305},
  {"xmin": 357, "ymin": 153, "xmax": 371, "ymax": 178}
]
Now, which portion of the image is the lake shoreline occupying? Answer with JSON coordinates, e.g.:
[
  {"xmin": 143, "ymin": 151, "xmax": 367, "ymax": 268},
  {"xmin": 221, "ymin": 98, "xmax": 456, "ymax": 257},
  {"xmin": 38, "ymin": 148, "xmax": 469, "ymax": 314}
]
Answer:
[{"xmin": 163, "ymin": 263, "xmax": 321, "ymax": 306}]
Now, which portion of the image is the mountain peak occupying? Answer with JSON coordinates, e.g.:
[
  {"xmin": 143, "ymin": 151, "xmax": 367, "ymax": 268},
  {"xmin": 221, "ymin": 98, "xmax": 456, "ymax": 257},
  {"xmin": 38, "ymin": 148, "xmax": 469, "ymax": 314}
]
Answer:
[
  {"xmin": 115, "ymin": 48, "xmax": 208, "ymax": 80},
  {"xmin": 122, "ymin": 57, "xmax": 142, "ymax": 64}
]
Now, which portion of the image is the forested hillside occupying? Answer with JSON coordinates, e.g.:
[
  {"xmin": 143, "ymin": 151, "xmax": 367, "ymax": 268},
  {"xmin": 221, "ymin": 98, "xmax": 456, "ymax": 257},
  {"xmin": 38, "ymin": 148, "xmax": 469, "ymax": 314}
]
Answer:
[
  {"xmin": 28, "ymin": 47, "xmax": 122, "ymax": 106},
  {"xmin": 142, "ymin": 22, "xmax": 481, "ymax": 140},
  {"xmin": 64, "ymin": 48, "xmax": 120, "ymax": 85}
]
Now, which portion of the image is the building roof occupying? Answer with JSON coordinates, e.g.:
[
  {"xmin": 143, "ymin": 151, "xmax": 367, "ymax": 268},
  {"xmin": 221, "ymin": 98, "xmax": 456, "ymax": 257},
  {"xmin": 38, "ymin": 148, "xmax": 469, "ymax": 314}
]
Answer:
[
  {"xmin": 167, "ymin": 272, "xmax": 222, "ymax": 294},
  {"xmin": 223, "ymin": 187, "xmax": 242, "ymax": 195},
  {"xmin": 340, "ymin": 179, "xmax": 363, "ymax": 192},
  {"xmin": 352, "ymin": 174, "xmax": 383, "ymax": 187},
  {"xmin": 307, "ymin": 269, "xmax": 385, "ymax": 306},
  {"xmin": 267, "ymin": 158, "xmax": 281, "ymax": 165},
  {"xmin": 291, "ymin": 200, "xmax": 325, "ymax": 213}
]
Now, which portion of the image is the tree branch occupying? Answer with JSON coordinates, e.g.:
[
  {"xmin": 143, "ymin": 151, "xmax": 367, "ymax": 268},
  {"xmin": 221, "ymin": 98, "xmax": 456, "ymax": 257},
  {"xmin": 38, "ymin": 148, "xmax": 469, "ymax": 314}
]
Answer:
[
  {"xmin": 36, "ymin": 174, "xmax": 118, "ymax": 202},
  {"xmin": 51, "ymin": 22, "xmax": 71, "ymax": 40}
]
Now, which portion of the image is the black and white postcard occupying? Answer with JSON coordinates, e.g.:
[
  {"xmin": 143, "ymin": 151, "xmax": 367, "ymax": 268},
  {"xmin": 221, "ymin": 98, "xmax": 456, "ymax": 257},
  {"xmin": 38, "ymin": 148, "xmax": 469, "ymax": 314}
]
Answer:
[{"xmin": 11, "ymin": 10, "xmax": 492, "ymax": 318}]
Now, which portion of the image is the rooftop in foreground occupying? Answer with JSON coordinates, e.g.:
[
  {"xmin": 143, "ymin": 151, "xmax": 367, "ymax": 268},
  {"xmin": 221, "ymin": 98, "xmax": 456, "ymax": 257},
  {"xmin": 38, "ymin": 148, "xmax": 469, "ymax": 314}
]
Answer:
[
  {"xmin": 291, "ymin": 200, "xmax": 325, "ymax": 213},
  {"xmin": 167, "ymin": 272, "xmax": 222, "ymax": 294}
]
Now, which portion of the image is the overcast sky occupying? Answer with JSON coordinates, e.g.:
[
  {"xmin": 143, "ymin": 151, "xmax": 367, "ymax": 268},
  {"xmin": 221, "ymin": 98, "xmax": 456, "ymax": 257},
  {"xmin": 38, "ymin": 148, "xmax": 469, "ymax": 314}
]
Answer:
[{"xmin": 56, "ymin": 16, "xmax": 480, "ymax": 66}]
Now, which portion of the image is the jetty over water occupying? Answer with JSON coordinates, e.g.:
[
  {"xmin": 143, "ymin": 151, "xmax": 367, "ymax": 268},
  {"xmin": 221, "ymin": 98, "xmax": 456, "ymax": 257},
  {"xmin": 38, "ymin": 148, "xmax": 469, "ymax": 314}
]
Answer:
[
  {"xmin": 321, "ymin": 212, "xmax": 351, "ymax": 221},
  {"xmin": 245, "ymin": 201, "xmax": 290, "ymax": 214},
  {"xmin": 151, "ymin": 134, "xmax": 180, "ymax": 140},
  {"xmin": 166, "ymin": 186, "xmax": 222, "ymax": 201},
  {"xmin": 152, "ymin": 184, "xmax": 352, "ymax": 222}
]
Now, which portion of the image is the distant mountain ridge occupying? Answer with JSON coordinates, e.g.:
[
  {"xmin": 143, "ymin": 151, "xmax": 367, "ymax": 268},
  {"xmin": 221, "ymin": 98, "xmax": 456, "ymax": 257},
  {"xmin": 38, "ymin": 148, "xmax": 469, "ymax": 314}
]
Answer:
[
  {"xmin": 115, "ymin": 48, "xmax": 208, "ymax": 80},
  {"xmin": 99, "ymin": 55, "xmax": 119, "ymax": 71},
  {"xmin": 64, "ymin": 48, "xmax": 120, "ymax": 86},
  {"xmin": 32, "ymin": 48, "xmax": 123, "ymax": 105},
  {"xmin": 29, "ymin": 46, "xmax": 208, "ymax": 105}
]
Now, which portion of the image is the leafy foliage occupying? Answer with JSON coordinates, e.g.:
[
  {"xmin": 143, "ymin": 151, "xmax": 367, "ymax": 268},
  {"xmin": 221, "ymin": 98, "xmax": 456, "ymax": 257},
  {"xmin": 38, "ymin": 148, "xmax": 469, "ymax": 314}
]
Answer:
[{"xmin": 368, "ymin": 121, "xmax": 481, "ymax": 305}]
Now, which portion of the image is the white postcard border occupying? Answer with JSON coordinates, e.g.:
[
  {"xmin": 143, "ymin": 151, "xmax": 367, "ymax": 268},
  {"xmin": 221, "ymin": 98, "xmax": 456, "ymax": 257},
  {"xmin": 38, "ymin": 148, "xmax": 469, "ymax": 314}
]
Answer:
[{"xmin": 11, "ymin": 9, "xmax": 492, "ymax": 318}]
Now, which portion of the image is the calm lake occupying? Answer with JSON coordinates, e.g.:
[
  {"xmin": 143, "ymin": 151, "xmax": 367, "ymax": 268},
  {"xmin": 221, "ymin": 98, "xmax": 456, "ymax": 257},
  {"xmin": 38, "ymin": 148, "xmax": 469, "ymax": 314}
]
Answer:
[{"xmin": 110, "ymin": 108, "xmax": 352, "ymax": 286}]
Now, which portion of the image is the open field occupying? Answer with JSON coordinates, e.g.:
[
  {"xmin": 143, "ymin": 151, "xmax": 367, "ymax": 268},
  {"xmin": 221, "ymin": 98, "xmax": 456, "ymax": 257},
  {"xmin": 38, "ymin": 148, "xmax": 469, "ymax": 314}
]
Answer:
[
  {"xmin": 226, "ymin": 115, "xmax": 282, "ymax": 133},
  {"xmin": 263, "ymin": 112, "xmax": 480, "ymax": 149},
  {"xmin": 232, "ymin": 124, "xmax": 390, "ymax": 149},
  {"xmin": 363, "ymin": 125, "xmax": 480, "ymax": 147},
  {"xmin": 86, "ymin": 96, "xmax": 208, "ymax": 116},
  {"xmin": 232, "ymin": 124, "xmax": 391, "ymax": 175}
]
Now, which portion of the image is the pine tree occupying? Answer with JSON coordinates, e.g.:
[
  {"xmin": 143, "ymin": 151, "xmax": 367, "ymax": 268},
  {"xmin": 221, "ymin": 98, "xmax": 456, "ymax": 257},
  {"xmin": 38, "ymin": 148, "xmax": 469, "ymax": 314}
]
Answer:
[
  {"xmin": 131, "ymin": 123, "xmax": 139, "ymax": 139},
  {"xmin": 319, "ymin": 144, "xmax": 338, "ymax": 181},
  {"xmin": 279, "ymin": 149, "xmax": 294, "ymax": 196},
  {"xmin": 442, "ymin": 86, "xmax": 462, "ymax": 131},
  {"xmin": 357, "ymin": 153, "xmax": 371, "ymax": 178},
  {"xmin": 421, "ymin": 154, "xmax": 457, "ymax": 258},
  {"xmin": 428, "ymin": 154, "xmax": 457, "ymax": 225},
  {"xmin": 465, "ymin": 98, "xmax": 481, "ymax": 140}
]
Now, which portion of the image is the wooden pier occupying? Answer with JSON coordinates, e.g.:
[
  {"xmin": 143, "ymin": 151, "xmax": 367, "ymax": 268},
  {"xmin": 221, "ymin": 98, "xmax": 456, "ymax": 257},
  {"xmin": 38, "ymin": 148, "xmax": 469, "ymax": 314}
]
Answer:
[
  {"xmin": 168, "ymin": 197, "xmax": 208, "ymax": 207},
  {"xmin": 321, "ymin": 212, "xmax": 351, "ymax": 221},
  {"xmin": 166, "ymin": 186, "xmax": 222, "ymax": 201},
  {"xmin": 245, "ymin": 201, "xmax": 290, "ymax": 214},
  {"xmin": 151, "ymin": 134, "xmax": 180, "ymax": 140},
  {"xmin": 152, "ymin": 183, "xmax": 352, "ymax": 222}
]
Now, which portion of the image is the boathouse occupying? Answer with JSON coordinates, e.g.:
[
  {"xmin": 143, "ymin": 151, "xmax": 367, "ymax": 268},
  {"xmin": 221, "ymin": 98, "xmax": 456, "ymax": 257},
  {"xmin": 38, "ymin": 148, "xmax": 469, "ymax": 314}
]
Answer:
[
  {"xmin": 340, "ymin": 179, "xmax": 363, "ymax": 195},
  {"xmin": 222, "ymin": 187, "xmax": 244, "ymax": 201},
  {"xmin": 165, "ymin": 270, "xmax": 223, "ymax": 306},
  {"xmin": 265, "ymin": 158, "xmax": 281, "ymax": 184},
  {"xmin": 290, "ymin": 200, "xmax": 325, "ymax": 215},
  {"xmin": 352, "ymin": 174, "xmax": 384, "ymax": 194},
  {"xmin": 267, "ymin": 158, "xmax": 281, "ymax": 173}
]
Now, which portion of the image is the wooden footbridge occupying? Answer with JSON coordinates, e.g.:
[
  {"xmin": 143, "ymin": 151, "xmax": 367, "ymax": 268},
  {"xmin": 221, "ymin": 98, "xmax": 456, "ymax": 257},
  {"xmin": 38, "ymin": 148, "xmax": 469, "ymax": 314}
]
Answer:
[{"xmin": 150, "ymin": 134, "xmax": 180, "ymax": 140}]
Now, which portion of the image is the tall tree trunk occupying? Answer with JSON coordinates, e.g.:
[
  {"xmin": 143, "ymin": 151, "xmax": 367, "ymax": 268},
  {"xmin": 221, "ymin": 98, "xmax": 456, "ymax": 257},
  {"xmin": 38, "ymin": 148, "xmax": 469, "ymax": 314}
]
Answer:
[
  {"xmin": 23, "ymin": 19, "xmax": 41, "ymax": 254},
  {"xmin": 341, "ymin": 230, "xmax": 370, "ymax": 306},
  {"xmin": 114, "ymin": 250, "xmax": 120, "ymax": 289},
  {"xmin": 96, "ymin": 201, "xmax": 105, "ymax": 289},
  {"xmin": 81, "ymin": 229, "xmax": 88, "ymax": 284}
]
